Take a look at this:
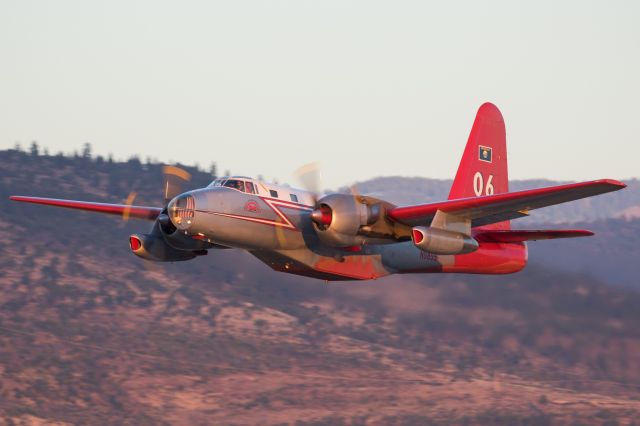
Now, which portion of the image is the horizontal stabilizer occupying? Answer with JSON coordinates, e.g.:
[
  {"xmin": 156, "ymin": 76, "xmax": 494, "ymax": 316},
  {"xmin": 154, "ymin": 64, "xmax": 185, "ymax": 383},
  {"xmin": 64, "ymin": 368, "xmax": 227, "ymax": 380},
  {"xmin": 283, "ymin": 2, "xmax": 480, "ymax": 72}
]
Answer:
[
  {"xmin": 475, "ymin": 229, "xmax": 594, "ymax": 243},
  {"xmin": 9, "ymin": 196, "xmax": 162, "ymax": 221},
  {"xmin": 387, "ymin": 179, "xmax": 626, "ymax": 227}
]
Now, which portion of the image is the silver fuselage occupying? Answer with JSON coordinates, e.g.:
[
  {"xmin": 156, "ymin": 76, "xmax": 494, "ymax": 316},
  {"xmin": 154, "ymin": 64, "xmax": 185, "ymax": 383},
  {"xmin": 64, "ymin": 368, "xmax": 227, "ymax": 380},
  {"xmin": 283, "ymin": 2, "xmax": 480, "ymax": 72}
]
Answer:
[{"xmin": 168, "ymin": 184, "xmax": 525, "ymax": 281}]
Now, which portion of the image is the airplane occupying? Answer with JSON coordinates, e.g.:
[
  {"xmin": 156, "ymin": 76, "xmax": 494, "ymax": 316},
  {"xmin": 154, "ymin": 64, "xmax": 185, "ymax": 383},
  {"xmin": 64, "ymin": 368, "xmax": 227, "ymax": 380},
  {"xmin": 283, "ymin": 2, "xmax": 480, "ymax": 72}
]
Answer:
[{"xmin": 9, "ymin": 103, "xmax": 626, "ymax": 281}]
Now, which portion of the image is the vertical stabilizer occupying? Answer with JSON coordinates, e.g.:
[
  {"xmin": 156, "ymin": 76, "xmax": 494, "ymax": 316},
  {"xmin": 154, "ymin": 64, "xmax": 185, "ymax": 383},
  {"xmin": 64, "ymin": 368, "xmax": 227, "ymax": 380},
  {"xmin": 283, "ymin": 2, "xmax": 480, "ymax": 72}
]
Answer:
[
  {"xmin": 445, "ymin": 103, "xmax": 510, "ymax": 231},
  {"xmin": 448, "ymin": 103, "xmax": 509, "ymax": 200}
]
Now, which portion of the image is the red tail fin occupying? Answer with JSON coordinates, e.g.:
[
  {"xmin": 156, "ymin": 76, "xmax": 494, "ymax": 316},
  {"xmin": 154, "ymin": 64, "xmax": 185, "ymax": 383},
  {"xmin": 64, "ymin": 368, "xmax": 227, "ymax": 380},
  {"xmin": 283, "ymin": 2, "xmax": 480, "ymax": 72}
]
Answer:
[
  {"xmin": 448, "ymin": 102, "xmax": 508, "ymax": 200},
  {"xmin": 448, "ymin": 102, "xmax": 509, "ymax": 231}
]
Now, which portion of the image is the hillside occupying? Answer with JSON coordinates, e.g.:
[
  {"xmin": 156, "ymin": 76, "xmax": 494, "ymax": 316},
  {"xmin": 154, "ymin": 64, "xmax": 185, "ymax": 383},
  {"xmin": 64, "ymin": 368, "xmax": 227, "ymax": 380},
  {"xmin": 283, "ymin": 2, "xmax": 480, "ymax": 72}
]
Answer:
[{"xmin": 1, "ymin": 149, "xmax": 640, "ymax": 425}]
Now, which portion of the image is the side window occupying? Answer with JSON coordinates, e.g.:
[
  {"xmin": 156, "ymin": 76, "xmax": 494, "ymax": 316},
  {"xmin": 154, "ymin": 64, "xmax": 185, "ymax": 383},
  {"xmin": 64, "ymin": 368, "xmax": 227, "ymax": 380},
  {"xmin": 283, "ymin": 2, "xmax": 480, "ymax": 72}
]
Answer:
[
  {"xmin": 269, "ymin": 189, "xmax": 279, "ymax": 198},
  {"xmin": 245, "ymin": 182, "xmax": 256, "ymax": 194},
  {"xmin": 290, "ymin": 194, "xmax": 299, "ymax": 203}
]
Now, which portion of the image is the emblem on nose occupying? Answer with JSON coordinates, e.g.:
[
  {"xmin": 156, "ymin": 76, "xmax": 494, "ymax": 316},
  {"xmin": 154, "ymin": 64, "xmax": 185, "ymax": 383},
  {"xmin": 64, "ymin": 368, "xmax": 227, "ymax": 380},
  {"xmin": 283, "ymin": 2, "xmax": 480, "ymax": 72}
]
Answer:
[{"xmin": 244, "ymin": 200, "xmax": 260, "ymax": 213}]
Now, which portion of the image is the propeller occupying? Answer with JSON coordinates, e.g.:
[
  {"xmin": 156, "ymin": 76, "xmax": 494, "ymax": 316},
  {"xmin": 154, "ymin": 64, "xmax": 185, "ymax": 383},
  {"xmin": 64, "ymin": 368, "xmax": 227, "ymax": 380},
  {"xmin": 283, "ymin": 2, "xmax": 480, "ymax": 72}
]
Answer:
[
  {"xmin": 162, "ymin": 165, "xmax": 192, "ymax": 206},
  {"xmin": 294, "ymin": 162, "xmax": 372, "ymax": 229},
  {"xmin": 293, "ymin": 162, "xmax": 329, "ymax": 226},
  {"xmin": 120, "ymin": 164, "xmax": 191, "ymax": 228},
  {"xmin": 293, "ymin": 162, "xmax": 322, "ymax": 201},
  {"xmin": 121, "ymin": 191, "xmax": 138, "ymax": 222}
]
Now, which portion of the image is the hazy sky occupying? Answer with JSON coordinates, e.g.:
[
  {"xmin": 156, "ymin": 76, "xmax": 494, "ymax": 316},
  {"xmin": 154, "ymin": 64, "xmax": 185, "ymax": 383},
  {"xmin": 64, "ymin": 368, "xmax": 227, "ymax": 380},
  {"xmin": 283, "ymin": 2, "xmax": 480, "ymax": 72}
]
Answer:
[{"xmin": 1, "ymin": 1, "xmax": 638, "ymax": 189}]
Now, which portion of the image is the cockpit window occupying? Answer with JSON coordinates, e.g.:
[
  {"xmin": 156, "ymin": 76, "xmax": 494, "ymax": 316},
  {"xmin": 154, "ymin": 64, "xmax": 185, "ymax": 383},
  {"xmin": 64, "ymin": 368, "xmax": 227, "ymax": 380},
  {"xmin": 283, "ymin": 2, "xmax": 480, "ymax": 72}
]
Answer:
[
  {"xmin": 208, "ymin": 178, "xmax": 227, "ymax": 188},
  {"xmin": 224, "ymin": 179, "xmax": 245, "ymax": 192},
  {"xmin": 212, "ymin": 177, "xmax": 258, "ymax": 194}
]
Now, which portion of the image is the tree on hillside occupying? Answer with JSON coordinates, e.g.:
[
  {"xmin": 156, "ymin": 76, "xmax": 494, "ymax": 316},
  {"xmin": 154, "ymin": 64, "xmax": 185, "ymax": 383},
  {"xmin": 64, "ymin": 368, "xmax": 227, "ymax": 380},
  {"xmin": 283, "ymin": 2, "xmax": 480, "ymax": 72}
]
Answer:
[
  {"xmin": 30, "ymin": 141, "xmax": 39, "ymax": 156},
  {"xmin": 82, "ymin": 143, "xmax": 92, "ymax": 159}
]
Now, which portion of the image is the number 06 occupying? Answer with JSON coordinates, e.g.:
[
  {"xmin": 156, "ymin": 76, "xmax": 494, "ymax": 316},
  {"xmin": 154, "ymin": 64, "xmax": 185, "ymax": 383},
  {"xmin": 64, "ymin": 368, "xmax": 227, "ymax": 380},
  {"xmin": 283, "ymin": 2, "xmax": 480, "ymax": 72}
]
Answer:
[{"xmin": 473, "ymin": 172, "xmax": 494, "ymax": 196}]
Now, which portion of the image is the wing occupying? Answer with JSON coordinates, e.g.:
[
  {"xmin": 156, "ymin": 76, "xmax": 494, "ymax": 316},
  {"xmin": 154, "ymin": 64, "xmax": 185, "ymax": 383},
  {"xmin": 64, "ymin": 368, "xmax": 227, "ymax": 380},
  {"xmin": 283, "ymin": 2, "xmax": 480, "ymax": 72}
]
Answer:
[
  {"xmin": 9, "ymin": 196, "xmax": 162, "ymax": 221},
  {"xmin": 386, "ymin": 179, "xmax": 626, "ymax": 228}
]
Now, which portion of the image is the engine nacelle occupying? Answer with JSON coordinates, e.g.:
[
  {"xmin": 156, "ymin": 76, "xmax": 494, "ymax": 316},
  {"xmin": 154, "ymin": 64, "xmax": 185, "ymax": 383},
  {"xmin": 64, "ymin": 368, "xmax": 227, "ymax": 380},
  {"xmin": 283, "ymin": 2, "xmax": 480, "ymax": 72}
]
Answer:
[
  {"xmin": 411, "ymin": 226, "xmax": 479, "ymax": 255},
  {"xmin": 129, "ymin": 233, "xmax": 203, "ymax": 262},
  {"xmin": 156, "ymin": 209, "xmax": 212, "ymax": 252},
  {"xmin": 311, "ymin": 194, "xmax": 380, "ymax": 247}
]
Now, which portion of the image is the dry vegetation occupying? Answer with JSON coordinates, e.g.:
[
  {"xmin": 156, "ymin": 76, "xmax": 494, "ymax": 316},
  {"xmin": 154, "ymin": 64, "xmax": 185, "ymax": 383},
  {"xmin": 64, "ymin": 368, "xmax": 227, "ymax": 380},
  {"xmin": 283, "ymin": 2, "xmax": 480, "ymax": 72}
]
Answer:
[{"xmin": 0, "ymin": 149, "xmax": 639, "ymax": 425}]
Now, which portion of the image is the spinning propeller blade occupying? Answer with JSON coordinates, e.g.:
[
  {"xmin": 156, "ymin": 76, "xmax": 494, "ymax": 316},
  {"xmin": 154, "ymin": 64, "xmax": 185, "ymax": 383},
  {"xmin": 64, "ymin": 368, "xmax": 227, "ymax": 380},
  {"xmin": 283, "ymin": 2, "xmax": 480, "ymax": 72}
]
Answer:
[
  {"xmin": 163, "ymin": 165, "xmax": 192, "ymax": 205},
  {"xmin": 293, "ymin": 162, "xmax": 322, "ymax": 200},
  {"xmin": 121, "ymin": 191, "xmax": 138, "ymax": 222}
]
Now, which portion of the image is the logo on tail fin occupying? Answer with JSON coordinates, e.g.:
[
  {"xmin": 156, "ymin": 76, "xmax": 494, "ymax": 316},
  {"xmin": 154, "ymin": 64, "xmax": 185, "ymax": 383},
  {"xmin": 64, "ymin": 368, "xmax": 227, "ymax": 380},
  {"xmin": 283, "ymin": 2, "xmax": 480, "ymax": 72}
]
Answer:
[{"xmin": 479, "ymin": 146, "xmax": 492, "ymax": 163}]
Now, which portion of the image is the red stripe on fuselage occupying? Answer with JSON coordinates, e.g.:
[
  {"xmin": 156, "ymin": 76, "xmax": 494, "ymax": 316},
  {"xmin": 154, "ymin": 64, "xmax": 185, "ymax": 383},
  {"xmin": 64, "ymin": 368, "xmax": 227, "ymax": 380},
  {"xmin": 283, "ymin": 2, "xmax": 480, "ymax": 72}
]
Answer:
[{"xmin": 198, "ymin": 196, "xmax": 313, "ymax": 231}]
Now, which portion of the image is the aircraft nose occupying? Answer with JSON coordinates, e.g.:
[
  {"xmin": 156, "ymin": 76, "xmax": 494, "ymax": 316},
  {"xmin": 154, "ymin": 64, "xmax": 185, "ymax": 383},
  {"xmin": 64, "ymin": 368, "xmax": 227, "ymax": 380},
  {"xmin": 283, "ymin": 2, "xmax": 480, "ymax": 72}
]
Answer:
[{"xmin": 167, "ymin": 193, "xmax": 196, "ymax": 231}]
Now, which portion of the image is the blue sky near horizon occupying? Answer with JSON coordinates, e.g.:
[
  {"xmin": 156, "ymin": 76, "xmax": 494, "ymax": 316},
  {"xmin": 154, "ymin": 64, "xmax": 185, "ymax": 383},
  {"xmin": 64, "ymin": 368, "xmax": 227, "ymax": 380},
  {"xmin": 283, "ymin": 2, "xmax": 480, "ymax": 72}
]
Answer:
[{"xmin": 1, "ymin": 1, "xmax": 638, "ymax": 188}]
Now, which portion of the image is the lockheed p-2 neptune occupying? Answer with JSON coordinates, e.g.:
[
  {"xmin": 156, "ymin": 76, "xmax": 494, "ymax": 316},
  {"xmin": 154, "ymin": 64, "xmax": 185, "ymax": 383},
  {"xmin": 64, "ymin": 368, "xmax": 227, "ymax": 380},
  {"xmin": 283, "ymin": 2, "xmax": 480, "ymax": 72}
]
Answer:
[{"xmin": 10, "ymin": 103, "xmax": 626, "ymax": 280}]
